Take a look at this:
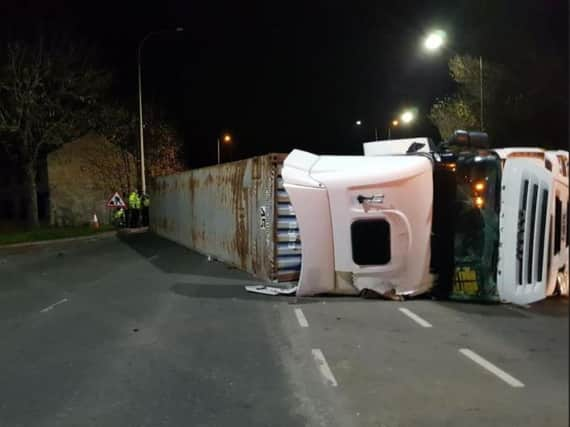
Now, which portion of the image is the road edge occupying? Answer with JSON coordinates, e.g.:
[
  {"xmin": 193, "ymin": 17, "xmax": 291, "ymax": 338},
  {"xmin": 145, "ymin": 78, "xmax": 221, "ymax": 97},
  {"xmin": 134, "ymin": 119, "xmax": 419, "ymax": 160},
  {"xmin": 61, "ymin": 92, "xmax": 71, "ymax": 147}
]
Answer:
[{"xmin": 0, "ymin": 230, "xmax": 117, "ymax": 250}]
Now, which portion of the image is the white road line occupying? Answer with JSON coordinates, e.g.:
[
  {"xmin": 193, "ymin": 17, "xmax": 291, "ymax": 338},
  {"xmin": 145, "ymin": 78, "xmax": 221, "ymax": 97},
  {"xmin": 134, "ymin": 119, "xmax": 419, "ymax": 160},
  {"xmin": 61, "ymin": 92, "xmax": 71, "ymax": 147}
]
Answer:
[
  {"xmin": 312, "ymin": 349, "xmax": 338, "ymax": 387},
  {"xmin": 40, "ymin": 298, "xmax": 68, "ymax": 313},
  {"xmin": 294, "ymin": 308, "xmax": 309, "ymax": 327},
  {"xmin": 398, "ymin": 307, "xmax": 433, "ymax": 328},
  {"xmin": 459, "ymin": 348, "xmax": 525, "ymax": 388}
]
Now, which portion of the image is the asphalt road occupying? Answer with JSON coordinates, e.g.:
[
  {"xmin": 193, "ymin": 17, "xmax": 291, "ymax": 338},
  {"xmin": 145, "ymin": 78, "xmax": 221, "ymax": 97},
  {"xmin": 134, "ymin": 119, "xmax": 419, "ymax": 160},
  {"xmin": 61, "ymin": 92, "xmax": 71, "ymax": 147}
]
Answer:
[{"xmin": 0, "ymin": 232, "xmax": 567, "ymax": 427}]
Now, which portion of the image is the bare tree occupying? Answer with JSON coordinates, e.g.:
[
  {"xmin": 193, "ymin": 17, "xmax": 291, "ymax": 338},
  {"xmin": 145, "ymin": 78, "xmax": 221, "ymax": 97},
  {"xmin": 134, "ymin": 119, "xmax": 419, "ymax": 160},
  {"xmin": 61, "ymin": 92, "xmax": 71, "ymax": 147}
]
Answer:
[
  {"xmin": 97, "ymin": 104, "xmax": 138, "ymax": 191},
  {"xmin": 143, "ymin": 106, "xmax": 185, "ymax": 178},
  {"xmin": 99, "ymin": 103, "xmax": 185, "ymax": 186},
  {"xmin": 0, "ymin": 36, "xmax": 110, "ymax": 226},
  {"xmin": 429, "ymin": 55, "xmax": 513, "ymax": 143},
  {"xmin": 429, "ymin": 95, "xmax": 479, "ymax": 141}
]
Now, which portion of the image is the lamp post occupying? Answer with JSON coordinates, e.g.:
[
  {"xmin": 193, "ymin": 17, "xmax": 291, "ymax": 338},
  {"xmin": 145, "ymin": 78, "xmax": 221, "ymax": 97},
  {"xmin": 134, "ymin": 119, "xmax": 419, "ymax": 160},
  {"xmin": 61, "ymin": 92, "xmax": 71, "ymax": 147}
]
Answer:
[
  {"xmin": 217, "ymin": 133, "xmax": 232, "ymax": 164},
  {"xmin": 478, "ymin": 55, "xmax": 484, "ymax": 130},
  {"xmin": 137, "ymin": 27, "xmax": 184, "ymax": 193},
  {"xmin": 389, "ymin": 110, "xmax": 415, "ymax": 138},
  {"xmin": 356, "ymin": 111, "xmax": 414, "ymax": 140},
  {"xmin": 423, "ymin": 29, "xmax": 484, "ymax": 131},
  {"xmin": 356, "ymin": 120, "xmax": 377, "ymax": 139},
  {"xmin": 387, "ymin": 119, "xmax": 399, "ymax": 139}
]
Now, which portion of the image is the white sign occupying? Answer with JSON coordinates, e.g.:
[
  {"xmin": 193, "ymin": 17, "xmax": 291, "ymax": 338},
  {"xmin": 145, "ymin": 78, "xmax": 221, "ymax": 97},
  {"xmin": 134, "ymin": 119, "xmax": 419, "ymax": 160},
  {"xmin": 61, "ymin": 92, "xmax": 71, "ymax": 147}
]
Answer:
[
  {"xmin": 106, "ymin": 192, "xmax": 126, "ymax": 208},
  {"xmin": 259, "ymin": 206, "xmax": 267, "ymax": 229}
]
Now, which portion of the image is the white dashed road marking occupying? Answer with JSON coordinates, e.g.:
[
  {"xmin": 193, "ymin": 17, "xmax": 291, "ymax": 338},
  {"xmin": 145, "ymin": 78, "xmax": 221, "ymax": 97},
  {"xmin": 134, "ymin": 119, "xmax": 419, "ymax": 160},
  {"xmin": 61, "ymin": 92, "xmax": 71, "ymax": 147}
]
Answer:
[
  {"xmin": 459, "ymin": 348, "xmax": 525, "ymax": 388},
  {"xmin": 398, "ymin": 307, "xmax": 433, "ymax": 328},
  {"xmin": 312, "ymin": 349, "xmax": 338, "ymax": 387},
  {"xmin": 40, "ymin": 298, "xmax": 68, "ymax": 313},
  {"xmin": 294, "ymin": 308, "xmax": 309, "ymax": 328}
]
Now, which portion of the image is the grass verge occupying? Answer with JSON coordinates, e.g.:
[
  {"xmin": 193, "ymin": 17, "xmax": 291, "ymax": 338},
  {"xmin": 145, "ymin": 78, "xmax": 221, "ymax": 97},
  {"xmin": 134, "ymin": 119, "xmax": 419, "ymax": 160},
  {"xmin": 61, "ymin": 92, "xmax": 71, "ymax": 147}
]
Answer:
[{"xmin": 0, "ymin": 224, "xmax": 115, "ymax": 246}]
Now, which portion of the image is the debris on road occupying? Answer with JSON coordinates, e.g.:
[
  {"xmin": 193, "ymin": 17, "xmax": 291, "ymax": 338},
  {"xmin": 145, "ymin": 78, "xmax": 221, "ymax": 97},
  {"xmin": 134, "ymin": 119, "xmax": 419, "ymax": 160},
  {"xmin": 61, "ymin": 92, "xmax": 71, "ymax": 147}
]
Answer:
[
  {"xmin": 360, "ymin": 288, "xmax": 404, "ymax": 301},
  {"xmin": 245, "ymin": 285, "xmax": 298, "ymax": 296}
]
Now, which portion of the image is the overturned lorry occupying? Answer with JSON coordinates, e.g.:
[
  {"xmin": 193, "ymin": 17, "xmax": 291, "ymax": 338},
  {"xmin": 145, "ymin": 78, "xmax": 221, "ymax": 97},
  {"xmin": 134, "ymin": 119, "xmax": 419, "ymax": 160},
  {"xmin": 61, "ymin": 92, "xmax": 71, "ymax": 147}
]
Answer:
[
  {"xmin": 150, "ymin": 132, "xmax": 568, "ymax": 305},
  {"xmin": 283, "ymin": 131, "xmax": 569, "ymax": 305}
]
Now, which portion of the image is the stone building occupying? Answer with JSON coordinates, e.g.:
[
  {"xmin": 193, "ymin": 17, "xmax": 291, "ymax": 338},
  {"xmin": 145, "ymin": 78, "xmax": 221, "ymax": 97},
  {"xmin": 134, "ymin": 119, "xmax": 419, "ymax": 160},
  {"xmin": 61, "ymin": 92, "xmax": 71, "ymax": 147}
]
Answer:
[{"xmin": 47, "ymin": 134, "xmax": 137, "ymax": 225}]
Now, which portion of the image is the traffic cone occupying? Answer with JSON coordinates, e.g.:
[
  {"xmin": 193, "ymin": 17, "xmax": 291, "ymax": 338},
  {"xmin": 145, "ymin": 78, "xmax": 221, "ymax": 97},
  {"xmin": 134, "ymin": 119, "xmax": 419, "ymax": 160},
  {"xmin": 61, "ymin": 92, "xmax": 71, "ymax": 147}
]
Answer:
[{"xmin": 92, "ymin": 213, "xmax": 100, "ymax": 230}]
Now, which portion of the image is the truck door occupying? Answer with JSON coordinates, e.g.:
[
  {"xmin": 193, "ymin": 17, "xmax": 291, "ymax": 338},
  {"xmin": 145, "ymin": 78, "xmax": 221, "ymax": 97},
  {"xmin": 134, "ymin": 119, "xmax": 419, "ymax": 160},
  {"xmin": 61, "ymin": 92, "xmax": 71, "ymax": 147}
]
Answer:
[{"xmin": 310, "ymin": 155, "xmax": 434, "ymax": 296}]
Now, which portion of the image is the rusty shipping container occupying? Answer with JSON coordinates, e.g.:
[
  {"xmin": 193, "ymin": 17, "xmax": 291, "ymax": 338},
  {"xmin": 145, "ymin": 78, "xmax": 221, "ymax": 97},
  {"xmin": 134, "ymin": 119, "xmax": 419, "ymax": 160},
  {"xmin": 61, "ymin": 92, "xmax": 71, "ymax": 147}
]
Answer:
[{"xmin": 149, "ymin": 153, "xmax": 301, "ymax": 283}]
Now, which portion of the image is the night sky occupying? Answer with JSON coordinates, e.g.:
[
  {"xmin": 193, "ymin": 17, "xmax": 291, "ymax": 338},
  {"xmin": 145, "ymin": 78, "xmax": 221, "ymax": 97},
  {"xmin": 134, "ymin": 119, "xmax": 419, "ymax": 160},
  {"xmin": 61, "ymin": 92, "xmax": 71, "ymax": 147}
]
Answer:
[{"xmin": 1, "ymin": 1, "xmax": 568, "ymax": 168}]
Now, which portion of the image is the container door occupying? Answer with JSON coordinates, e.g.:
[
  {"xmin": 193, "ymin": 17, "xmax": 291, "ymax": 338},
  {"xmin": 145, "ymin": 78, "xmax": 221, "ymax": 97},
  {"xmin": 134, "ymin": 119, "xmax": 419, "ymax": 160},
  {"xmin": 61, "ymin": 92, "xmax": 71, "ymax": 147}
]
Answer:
[
  {"xmin": 275, "ymin": 171, "xmax": 302, "ymax": 282},
  {"xmin": 498, "ymin": 159, "xmax": 553, "ymax": 304}
]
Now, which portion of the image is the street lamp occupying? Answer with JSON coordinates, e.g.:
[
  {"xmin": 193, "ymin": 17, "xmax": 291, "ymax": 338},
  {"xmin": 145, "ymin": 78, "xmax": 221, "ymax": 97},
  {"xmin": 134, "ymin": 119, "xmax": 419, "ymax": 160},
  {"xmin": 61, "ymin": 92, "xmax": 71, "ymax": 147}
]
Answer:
[
  {"xmin": 356, "ymin": 120, "xmax": 380, "ymax": 139},
  {"xmin": 357, "ymin": 115, "xmax": 412, "ymax": 140},
  {"xmin": 400, "ymin": 110, "xmax": 414, "ymax": 124},
  {"xmin": 217, "ymin": 133, "xmax": 232, "ymax": 164},
  {"xmin": 387, "ymin": 119, "xmax": 399, "ymax": 139},
  {"xmin": 387, "ymin": 110, "xmax": 415, "ymax": 139},
  {"xmin": 423, "ymin": 29, "xmax": 484, "ymax": 131},
  {"xmin": 423, "ymin": 30, "xmax": 445, "ymax": 51},
  {"xmin": 137, "ymin": 27, "xmax": 184, "ymax": 193}
]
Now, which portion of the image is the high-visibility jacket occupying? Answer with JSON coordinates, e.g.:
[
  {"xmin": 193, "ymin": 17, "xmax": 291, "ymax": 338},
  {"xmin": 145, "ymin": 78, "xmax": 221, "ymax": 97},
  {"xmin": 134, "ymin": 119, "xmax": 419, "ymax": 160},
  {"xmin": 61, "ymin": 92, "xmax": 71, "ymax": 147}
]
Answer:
[
  {"xmin": 129, "ymin": 192, "xmax": 141, "ymax": 209},
  {"xmin": 114, "ymin": 208, "xmax": 125, "ymax": 219},
  {"xmin": 142, "ymin": 194, "xmax": 150, "ymax": 208}
]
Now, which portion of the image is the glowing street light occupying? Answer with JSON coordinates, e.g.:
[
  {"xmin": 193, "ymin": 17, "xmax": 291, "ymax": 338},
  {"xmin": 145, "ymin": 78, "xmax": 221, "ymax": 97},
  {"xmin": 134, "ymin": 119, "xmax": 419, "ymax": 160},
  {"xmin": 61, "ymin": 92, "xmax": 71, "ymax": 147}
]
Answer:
[
  {"xmin": 424, "ymin": 30, "xmax": 445, "ymax": 51},
  {"xmin": 400, "ymin": 110, "xmax": 415, "ymax": 124},
  {"xmin": 387, "ymin": 119, "xmax": 400, "ymax": 139},
  {"xmin": 355, "ymin": 119, "xmax": 380, "ymax": 140},
  {"xmin": 388, "ymin": 112, "xmax": 415, "ymax": 138},
  {"xmin": 217, "ymin": 133, "xmax": 233, "ymax": 164},
  {"xmin": 422, "ymin": 29, "xmax": 485, "ymax": 131},
  {"xmin": 356, "ymin": 115, "xmax": 412, "ymax": 140}
]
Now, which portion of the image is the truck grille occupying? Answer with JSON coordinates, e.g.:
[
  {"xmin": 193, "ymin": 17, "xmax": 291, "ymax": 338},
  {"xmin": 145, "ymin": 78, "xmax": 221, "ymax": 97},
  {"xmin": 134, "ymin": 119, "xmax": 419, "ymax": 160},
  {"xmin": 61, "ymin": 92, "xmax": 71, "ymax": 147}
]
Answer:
[{"xmin": 517, "ymin": 179, "xmax": 549, "ymax": 285}]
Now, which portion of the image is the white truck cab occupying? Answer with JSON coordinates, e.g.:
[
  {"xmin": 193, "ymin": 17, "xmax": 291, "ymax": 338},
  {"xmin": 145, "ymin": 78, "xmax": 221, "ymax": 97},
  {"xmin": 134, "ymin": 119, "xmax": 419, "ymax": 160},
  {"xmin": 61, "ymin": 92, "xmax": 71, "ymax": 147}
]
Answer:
[
  {"xmin": 283, "ymin": 149, "xmax": 433, "ymax": 297},
  {"xmin": 282, "ymin": 132, "xmax": 568, "ymax": 305}
]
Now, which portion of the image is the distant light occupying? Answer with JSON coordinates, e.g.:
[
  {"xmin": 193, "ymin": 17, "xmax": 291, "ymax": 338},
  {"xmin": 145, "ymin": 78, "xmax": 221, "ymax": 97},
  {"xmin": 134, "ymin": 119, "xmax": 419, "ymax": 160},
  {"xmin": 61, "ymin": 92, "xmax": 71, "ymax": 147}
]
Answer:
[
  {"xmin": 392, "ymin": 120, "xmax": 399, "ymax": 127},
  {"xmin": 401, "ymin": 111, "xmax": 414, "ymax": 124},
  {"xmin": 474, "ymin": 196, "xmax": 485, "ymax": 209},
  {"xmin": 176, "ymin": 27, "xmax": 184, "ymax": 32},
  {"xmin": 223, "ymin": 134, "xmax": 232, "ymax": 143},
  {"xmin": 355, "ymin": 120, "xmax": 362, "ymax": 126},
  {"xmin": 424, "ymin": 30, "xmax": 445, "ymax": 51},
  {"xmin": 474, "ymin": 182, "xmax": 485, "ymax": 192}
]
